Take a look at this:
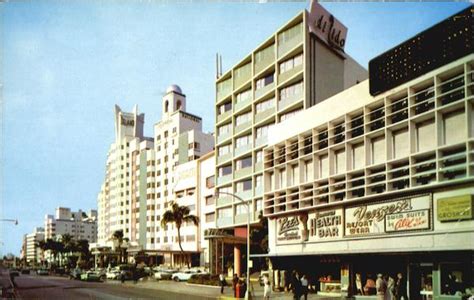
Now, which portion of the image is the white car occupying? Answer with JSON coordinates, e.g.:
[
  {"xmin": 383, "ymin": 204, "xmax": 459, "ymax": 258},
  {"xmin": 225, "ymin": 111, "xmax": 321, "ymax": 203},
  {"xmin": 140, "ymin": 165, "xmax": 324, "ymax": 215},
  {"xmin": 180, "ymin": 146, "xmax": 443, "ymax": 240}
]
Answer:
[
  {"xmin": 106, "ymin": 270, "xmax": 121, "ymax": 280},
  {"xmin": 153, "ymin": 268, "xmax": 176, "ymax": 280},
  {"xmin": 171, "ymin": 269, "xmax": 203, "ymax": 282}
]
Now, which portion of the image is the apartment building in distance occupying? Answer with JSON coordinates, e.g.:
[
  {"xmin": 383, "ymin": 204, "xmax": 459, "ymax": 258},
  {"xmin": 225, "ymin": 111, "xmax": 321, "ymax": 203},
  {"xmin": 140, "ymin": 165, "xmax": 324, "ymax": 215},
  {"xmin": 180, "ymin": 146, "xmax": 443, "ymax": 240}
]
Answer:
[
  {"xmin": 96, "ymin": 85, "xmax": 214, "ymax": 267},
  {"xmin": 25, "ymin": 227, "xmax": 44, "ymax": 265},
  {"xmin": 44, "ymin": 207, "xmax": 98, "ymax": 242},
  {"xmin": 263, "ymin": 5, "xmax": 473, "ymax": 299},
  {"xmin": 212, "ymin": 1, "xmax": 367, "ymax": 276}
]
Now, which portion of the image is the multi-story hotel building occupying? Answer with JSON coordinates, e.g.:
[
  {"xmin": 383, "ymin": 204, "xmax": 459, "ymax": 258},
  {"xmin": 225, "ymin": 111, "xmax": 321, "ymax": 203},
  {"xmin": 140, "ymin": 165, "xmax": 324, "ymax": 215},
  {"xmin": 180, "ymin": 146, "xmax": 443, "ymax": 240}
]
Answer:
[
  {"xmin": 263, "ymin": 5, "xmax": 473, "ymax": 299},
  {"xmin": 213, "ymin": 1, "xmax": 367, "ymax": 276},
  {"xmin": 25, "ymin": 227, "xmax": 44, "ymax": 265},
  {"xmin": 96, "ymin": 85, "xmax": 214, "ymax": 267},
  {"xmin": 44, "ymin": 207, "xmax": 98, "ymax": 242}
]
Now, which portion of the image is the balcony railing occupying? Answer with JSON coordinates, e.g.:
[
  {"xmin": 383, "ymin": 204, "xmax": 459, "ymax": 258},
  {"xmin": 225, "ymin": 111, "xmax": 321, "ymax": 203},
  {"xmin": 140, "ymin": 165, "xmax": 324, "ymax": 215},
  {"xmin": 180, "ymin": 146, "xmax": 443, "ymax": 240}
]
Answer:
[
  {"xmin": 278, "ymin": 64, "xmax": 303, "ymax": 85},
  {"xmin": 255, "ymin": 83, "xmax": 275, "ymax": 100},
  {"xmin": 235, "ymin": 143, "xmax": 252, "ymax": 157},
  {"xmin": 217, "ymin": 110, "xmax": 232, "ymax": 124},
  {"xmin": 217, "ymin": 174, "xmax": 232, "ymax": 186},
  {"xmin": 278, "ymin": 92, "xmax": 303, "ymax": 111}
]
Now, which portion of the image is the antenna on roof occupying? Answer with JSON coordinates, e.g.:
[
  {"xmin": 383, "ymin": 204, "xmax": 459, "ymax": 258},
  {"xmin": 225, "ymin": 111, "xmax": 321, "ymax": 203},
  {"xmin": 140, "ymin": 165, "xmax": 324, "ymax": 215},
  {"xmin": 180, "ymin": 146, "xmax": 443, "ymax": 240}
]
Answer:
[{"xmin": 216, "ymin": 53, "xmax": 223, "ymax": 79}]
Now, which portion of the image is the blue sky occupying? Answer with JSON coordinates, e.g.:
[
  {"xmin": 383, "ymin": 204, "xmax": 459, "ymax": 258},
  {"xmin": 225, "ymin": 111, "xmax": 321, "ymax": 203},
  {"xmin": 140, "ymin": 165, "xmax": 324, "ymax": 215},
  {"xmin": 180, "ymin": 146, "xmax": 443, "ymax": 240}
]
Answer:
[{"xmin": 1, "ymin": 1, "xmax": 470, "ymax": 256}]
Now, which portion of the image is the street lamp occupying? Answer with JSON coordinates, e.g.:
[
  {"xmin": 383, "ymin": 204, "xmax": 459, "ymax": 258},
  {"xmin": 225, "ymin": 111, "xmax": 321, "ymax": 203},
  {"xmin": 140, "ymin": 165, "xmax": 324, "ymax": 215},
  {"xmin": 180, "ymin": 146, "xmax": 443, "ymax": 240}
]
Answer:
[
  {"xmin": 0, "ymin": 219, "xmax": 18, "ymax": 225},
  {"xmin": 215, "ymin": 191, "xmax": 252, "ymax": 300}
]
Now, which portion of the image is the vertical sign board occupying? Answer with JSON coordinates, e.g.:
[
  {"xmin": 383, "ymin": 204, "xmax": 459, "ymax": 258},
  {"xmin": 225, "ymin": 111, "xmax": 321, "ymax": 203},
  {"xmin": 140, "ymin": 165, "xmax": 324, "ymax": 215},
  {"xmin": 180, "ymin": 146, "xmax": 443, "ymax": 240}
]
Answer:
[
  {"xmin": 308, "ymin": 1, "xmax": 348, "ymax": 57},
  {"xmin": 345, "ymin": 195, "xmax": 431, "ymax": 237}
]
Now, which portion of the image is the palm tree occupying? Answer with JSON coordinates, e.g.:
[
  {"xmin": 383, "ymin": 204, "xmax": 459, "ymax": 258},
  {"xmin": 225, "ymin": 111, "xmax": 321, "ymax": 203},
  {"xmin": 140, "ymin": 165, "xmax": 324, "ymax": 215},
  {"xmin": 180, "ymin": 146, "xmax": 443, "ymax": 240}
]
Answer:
[
  {"xmin": 35, "ymin": 240, "xmax": 47, "ymax": 266},
  {"xmin": 161, "ymin": 201, "xmax": 199, "ymax": 268},
  {"xmin": 60, "ymin": 234, "xmax": 74, "ymax": 266},
  {"xmin": 112, "ymin": 230, "xmax": 127, "ymax": 264}
]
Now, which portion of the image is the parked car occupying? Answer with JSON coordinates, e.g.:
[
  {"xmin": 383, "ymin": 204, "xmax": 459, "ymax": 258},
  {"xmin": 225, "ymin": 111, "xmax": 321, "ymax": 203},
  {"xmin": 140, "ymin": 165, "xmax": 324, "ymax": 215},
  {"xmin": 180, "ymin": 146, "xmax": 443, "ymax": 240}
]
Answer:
[
  {"xmin": 171, "ymin": 270, "xmax": 202, "ymax": 282},
  {"xmin": 153, "ymin": 268, "xmax": 176, "ymax": 280},
  {"xmin": 21, "ymin": 269, "xmax": 30, "ymax": 275},
  {"xmin": 37, "ymin": 269, "xmax": 49, "ymax": 276},
  {"xmin": 69, "ymin": 268, "xmax": 82, "ymax": 280},
  {"xmin": 80, "ymin": 271, "xmax": 103, "ymax": 282},
  {"xmin": 106, "ymin": 270, "xmax": 121, "ymax": 280}
]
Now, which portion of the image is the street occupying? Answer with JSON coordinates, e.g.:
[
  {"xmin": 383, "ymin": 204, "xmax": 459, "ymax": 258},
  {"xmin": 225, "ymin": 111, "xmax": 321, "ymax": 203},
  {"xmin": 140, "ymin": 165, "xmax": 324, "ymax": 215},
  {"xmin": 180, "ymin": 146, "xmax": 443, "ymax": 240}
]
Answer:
[{"xmin": 1, "ymin": 270, "xmax": 217, "ymax": 300}]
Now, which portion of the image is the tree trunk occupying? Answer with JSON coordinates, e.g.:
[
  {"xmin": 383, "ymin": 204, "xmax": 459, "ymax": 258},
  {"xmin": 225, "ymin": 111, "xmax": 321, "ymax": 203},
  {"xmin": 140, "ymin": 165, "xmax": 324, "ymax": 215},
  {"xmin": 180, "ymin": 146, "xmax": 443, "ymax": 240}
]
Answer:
[{"xmin": 177, "ymin": 226, "xmax": 189, "ymax": 268}]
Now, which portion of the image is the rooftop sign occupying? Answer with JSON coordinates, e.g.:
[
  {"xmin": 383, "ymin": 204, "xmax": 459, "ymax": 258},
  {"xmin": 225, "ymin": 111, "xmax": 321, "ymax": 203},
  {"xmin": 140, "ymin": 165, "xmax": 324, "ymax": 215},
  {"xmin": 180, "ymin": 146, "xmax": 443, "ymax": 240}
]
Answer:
[{"xmin": 308, "ymin": 1, "xmax": 348, "ymax": 57}]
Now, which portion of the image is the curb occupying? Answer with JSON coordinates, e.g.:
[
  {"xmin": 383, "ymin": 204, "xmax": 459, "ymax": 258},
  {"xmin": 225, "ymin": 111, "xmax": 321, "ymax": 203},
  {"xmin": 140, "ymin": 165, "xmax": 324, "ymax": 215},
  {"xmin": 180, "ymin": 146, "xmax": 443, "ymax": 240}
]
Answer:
[{"xmin": 185, "ymin": 283, "xmax": 221, "ymax": 289}]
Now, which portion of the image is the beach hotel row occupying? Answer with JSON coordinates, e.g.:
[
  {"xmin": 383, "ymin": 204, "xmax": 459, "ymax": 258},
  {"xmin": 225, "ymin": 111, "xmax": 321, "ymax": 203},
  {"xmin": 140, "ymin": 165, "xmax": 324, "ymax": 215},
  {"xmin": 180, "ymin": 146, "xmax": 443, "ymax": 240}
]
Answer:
[{"xmin": 212, "ymin": 2, "xmax": 474, "ymax": 300}]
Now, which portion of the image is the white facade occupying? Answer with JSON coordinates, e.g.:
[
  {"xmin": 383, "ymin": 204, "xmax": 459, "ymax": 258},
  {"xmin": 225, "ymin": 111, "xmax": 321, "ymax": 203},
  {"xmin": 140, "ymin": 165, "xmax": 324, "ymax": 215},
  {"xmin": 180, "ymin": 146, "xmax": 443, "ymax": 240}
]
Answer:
[
  {"xmin": 25, "ymin": 227, "xmax": 44, "ymax": 264},
  {"xmin": 44, "ymin": 207, "xmax": 98, "ymax": 242}
]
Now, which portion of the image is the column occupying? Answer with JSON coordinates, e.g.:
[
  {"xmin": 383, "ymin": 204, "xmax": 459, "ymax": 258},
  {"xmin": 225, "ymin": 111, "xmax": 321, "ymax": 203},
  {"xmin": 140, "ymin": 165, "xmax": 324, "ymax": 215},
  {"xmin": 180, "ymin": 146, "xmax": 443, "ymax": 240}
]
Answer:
[{"xmin": 234, "ymin": 245, "xmax": 241, "ymax": 277}]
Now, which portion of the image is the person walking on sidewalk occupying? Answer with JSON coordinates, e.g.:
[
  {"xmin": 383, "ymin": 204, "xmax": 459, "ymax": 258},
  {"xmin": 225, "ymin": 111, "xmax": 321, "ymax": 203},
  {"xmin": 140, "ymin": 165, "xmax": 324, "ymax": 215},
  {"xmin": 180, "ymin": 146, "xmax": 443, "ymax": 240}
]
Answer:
[
  {"xmin": 263, "ymin": 274, "xmax": 271, "ymax": 300},
  {"xmin": 232, "ymin": 274, "xmax": 239, "ymax": 297},
  {"xmin": 290, "ymin": 271, "xmax": 302, "ymax": 300},
  {"xmin": 219, "ymin": 273, "xmax": 226, "ymax": 294},
  {"xmin": 301, "ymin": 274, "xmax": 309, "ymax": 300}
]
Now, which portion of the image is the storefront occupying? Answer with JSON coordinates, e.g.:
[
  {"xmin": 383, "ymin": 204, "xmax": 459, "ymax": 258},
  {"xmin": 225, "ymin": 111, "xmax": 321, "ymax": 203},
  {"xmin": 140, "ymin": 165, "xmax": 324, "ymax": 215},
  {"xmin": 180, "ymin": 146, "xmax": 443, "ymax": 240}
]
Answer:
[{"xmin": 265, "ymin": 188, "xmax": 474, "ymax": 300}]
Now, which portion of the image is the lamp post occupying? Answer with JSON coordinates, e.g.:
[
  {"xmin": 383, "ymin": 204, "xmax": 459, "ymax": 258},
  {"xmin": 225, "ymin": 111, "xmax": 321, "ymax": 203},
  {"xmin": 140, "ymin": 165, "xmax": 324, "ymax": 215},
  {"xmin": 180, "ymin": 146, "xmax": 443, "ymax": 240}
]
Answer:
[
  {"xmin": 215, "ymin": 191, "xmax": 251, "ymax": 300},
  {"xmin": 0, "ymin": 219, "xmax": 18, "ymax": 225}
]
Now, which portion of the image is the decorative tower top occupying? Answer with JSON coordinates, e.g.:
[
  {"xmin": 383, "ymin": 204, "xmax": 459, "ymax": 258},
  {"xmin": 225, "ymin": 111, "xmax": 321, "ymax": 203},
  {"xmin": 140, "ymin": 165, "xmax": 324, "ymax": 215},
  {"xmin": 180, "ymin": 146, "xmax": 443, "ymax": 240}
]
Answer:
[{"xmin": 162, "ymin": 84, "xmax": 186, "ymax": 118}]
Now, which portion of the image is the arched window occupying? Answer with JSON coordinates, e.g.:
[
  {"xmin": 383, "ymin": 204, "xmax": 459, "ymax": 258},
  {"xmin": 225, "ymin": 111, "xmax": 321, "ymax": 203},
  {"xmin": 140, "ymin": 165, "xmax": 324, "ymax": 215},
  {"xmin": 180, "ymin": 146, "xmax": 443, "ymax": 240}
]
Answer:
[
  {"xmin": 164, "ymin": 100, "xmax": 169, "ymax": 113},
  {"xmin": 176, "ymin": 100, "xmax": 182, "ymax": 110}
]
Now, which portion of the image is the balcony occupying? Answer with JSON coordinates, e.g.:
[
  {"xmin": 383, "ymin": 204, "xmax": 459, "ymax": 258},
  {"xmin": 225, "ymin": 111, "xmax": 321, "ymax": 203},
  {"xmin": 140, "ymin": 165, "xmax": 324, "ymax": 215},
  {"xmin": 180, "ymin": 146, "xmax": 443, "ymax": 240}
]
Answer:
[
  {"xmin": 235, "ymin": 167, "xmax": 253, "ymax": 180},
  {"xmin": 217, "ymin": 110, "xmax": 232, "ymax": 124},
  {"xmin": 235, "ymin": 121, "xmax": 252, "ymax": 135},
  {"xmin": 216, "ymin": 196, "xmax": 233, "ymax": 207},
  {"xmin": 217, "ymin": 174, "xmax": 232, "ymax": 186},
  {"xmin": 234, "ymin": 97, "xmax": 252, "ymax": 112},
  {"xmin": 217, "ymin": 152, "xmax": 232, "ymax": 165},
  {"xmin": 278, "ymin": 92, "xmax": 303, "ymax": 111},
  {"xmin": 234, "ymin": 214, "xmax": 249, "ymax": 225},
  {"xmin": 254, "ymin": 186, "xmax": 263, "ymax": 197},
  {"xmin": 255, "ymin": 107, "xmax": 275, "ymax": 124},
  {"xmin": 278, "ymin": 64, "xmax": 303, "ymax": 85},
  {"xmin": 235, "ymin": 190, "xmax": 252, "ymax": 200},
  {"xmin": 255, "ymin": 136, "xmax": 268, "ymax": 148},
  {"xmin": 217, "ymin": 132, "xmax": 231, "ymax": 145},
  {"xmin": 234, "ymin": 63, "xmax": 251, "ymax": 89},
  {"xmin": 235, "ymin": 143, "xmax": 252, "ymax": 157},
  {"xmin": 278, "ymin": 33, "xmax": 303, "ymax": 58},
  {"xmin": 216, "ymin": 217, "xmax": 233, "ymax": 228},
  {"xmin": 255, "ymin": 83, "xmax": 275, "ymax": 100},
  {"xmin": 254, "ymin": 45, "xmax": 275, "ymax": 75},
  {"xmin": 217, "ymin": 79, "xmax": 232, "ymax": 103},
  {"xmin": 254, "ymin": 162, "xmax": 263, "ymax": 173}
]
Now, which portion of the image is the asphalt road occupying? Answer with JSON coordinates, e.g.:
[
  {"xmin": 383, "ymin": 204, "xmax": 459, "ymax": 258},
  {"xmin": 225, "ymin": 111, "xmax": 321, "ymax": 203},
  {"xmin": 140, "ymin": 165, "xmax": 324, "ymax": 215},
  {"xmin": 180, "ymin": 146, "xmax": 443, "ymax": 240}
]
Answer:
[{"xmin": 9, "ymin": 273, "xmax": 217, "ymax": 300}]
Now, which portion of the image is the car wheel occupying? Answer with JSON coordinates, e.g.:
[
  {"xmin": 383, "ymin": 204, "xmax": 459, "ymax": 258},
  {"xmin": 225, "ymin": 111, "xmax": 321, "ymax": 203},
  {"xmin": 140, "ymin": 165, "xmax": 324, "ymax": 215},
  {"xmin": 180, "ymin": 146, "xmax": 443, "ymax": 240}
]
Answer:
[{"xmin": 173, "ymin": 277, "xmax": 179, "ymax": 282}]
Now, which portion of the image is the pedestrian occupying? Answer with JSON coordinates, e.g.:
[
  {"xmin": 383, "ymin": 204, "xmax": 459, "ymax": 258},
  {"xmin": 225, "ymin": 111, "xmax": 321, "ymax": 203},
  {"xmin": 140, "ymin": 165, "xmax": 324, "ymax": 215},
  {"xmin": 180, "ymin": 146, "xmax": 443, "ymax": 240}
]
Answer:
[
  {"xmin": 386, "ymin": 276, "xmax": 395, "ymax": 300},
  {"xmin": 219, "ymin": 273, "xmax": 226, "ymax": 294},
  {"xmin": 395, "ymin": 273, "xmax": 408, "ymax": 300},
  {"xmin": 376, "ymin": 274, "xmax": 387, "ymax": 300},
  {"xmin": 232, "ymin": 274, "xmax": 239, "ymax": 298},
  {"xmin": 120, "ymin": 270, "xmax": 126, "ymax": 284},
  {"xmin": 263, "ymin": 274, "xmax": 271, "ymax": 300},
  {"xmin": 290, "ymin": 271, "xmax": 302, "ymax": 300},
  {"xmin": 133, "ymin": 269, "xmax": 138, "ymax": 284},
  {"xmin": 300, "ymin": 274, "xmax": 309, "ymax": 300}
]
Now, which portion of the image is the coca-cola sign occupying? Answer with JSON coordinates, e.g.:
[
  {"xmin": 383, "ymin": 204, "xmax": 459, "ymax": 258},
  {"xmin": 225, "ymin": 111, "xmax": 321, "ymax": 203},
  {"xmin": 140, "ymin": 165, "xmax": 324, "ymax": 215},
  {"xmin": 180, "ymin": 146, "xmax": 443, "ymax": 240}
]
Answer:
[{"xmin": 308, "ymin": 1, "xmax": 348, "ymax": 56}]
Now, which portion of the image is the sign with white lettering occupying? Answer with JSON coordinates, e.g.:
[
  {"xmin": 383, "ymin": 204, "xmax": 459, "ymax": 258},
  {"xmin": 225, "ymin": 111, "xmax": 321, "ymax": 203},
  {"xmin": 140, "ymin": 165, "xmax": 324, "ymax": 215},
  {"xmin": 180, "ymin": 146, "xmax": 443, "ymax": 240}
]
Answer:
[
  {"xmin": 308, "ymin": 1, "xmax": 348, "ymax": 56},
  {"xmin": 308, "ymin": 209, "xmax": 343, "ymax": 241},
  {"xmin": 276, "ymin": 215, "xmax": 308, "ymax": 245},
  {"xmin": 385, "ymin": 209, "xmax": 430, "ymax": 232},
  {"xmin": 344, "ymin": 195, "xmax": 431, "ymax": 237}
]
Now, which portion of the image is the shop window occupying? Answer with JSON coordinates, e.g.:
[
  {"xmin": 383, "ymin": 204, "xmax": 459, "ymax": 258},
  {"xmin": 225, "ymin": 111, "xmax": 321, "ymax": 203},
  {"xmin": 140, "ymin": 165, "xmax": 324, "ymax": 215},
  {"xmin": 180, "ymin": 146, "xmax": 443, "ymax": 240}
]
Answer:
[{"xmin": 440, "ymin": 263, "xmax": 471, "ymax": 296}]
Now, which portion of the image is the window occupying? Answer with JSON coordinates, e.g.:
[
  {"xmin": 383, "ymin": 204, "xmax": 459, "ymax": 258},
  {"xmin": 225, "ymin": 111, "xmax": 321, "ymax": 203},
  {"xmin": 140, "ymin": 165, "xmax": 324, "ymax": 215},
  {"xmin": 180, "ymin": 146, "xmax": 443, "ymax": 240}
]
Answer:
[
  {"xmin": 164, "ymin": 131, "xmax": 168, "ymax": 138},
  {"xmin": 303, "ymin": 161, "xmax": 313, "ymax": 182},
  {"xmin": 256, "ymin": 150, "xmax": 263, "ymax": 163},
  {"xmin": 371, "ymin": 136, "xmax": 385, "ymax": 165},
  {"xmin": 218, "ymin": 123, "xmax": 231, "ymax": 136},
  {"xmin": 218, "ymin": 102, "xmax": 232, "ymax": 115},
  {"xmin": 335, "ymin": 149, "xmax": 346, "ymax": 174},
  {"xmin": 256, "ymin": 73, "xmax": 274, "ymax": 90},
  {"xmin": 280, "ymin": 108, "xmax": 302, "ymax": 122},
  {"xmin": 256, "ymin": 124, "xmax": 272, "ymax": 139},
  {"xmin": 416, "ymin": 119, "xmax": 435, "ymax": 152},
  {"xmin": 206, "ymin": 176, "xmax": 215, "ymax": 188},
  {"xmin": 205, "ymin": 212, "xmax": 215, "ymax": 223},
  {"xmin": 218, "ymin": 165, "xmax": 232, "ymax": 177},
  {"xmin": 352, "ymin": 143, "xmax": 365, "ymax": 170},
  {"xmin": 236, "ymin": 157, "xmax": 252, "ymax": 170},
  {"xmin": 443, "ymin": 109, "xmax": 465, "ymax": 145},
  {"xmin": 205, "ymin": 195, "xmax": 215, "ymax": 205},
  {"xmin": 392, "ymin": 128, "xmax": 409, "ymax": 159},
  {"xmin": 188, "ymin": 142, "xmax": 200, "ymax": 150},
  {"xmin": 236, "ymin": 179, "xmax": 252, "ymax": 192},
  {"xmin": 235, "ymin": 112, "xmax": 251, "ymax": 126},
  {"xmin": 279, "ymin": 53, "xmax": 303, "ymax": 74},
  {"xmin": 236, "ymin": 89, "xmax": 252, "ymax": 104},
  {"xmin": 218, "ymin": 186, "xmax": 232, "ymax": 195},
  {"xmin": 255, "ymin": 199, "xmax": 263, "ymax": 213},
  {"xmin": 235, "ymin": 204, "xmax": 247, "ymax": 215},
  {"xmin": 218, "ymin": 144, "xmax": 231, "ymax": 156},
  {"xmin": 319, "ymin": 155, "xmax": 329, "ymax": 178},
  {"xmin": 235, "ymin": 135, "xmax": 251, "ymax": 148},
  {"xmin": 172, "ymin": 127, "xmax": 177, "ymax": 133},
  {"xmin": 187, "ymin": 204, "xmax": 195, "ymax": 211},
  {"xmin": 279, "ymin": 81, "xmax": 303, "ymax": 101},
  {"xmin": 256, "ymin": 98, "xmax": 275, "ymax": 113},
  {"xmin": 255, "ymin": 175, "xmax": 263, "ymax": 188},
  {"xmin": 218, "ymin": 207, "xmax": 232, "ymax": 218},
  {"xmin": 290, "ymin": 165, "xmax": 299, "ymax": 185}
]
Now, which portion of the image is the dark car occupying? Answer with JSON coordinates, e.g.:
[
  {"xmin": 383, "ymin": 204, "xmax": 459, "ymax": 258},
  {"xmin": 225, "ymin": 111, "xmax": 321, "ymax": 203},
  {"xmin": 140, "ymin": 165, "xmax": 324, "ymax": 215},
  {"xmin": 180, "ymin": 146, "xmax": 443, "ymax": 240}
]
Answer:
[
  {"xmin": 21, "ymin": 269, "xmax": 30, "ymax": 275},
  {"xmin": 69, "ymin": 269, "xmax": 83, "ymax": 280}
]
